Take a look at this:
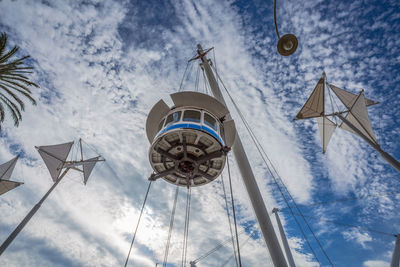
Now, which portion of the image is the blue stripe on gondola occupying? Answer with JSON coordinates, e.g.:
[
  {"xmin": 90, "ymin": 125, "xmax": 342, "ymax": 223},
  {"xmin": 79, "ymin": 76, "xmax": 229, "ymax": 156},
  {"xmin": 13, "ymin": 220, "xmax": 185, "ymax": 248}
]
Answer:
[{"xmin": 155, "ymin": 123, "xmax": 224, "ymax": 145}]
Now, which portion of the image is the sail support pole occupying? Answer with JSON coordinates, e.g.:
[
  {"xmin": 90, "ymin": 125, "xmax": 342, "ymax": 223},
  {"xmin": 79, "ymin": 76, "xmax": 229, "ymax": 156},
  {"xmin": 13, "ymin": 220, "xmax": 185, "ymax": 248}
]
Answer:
[
  {"xmin": 272, "ymin": 208, "xmax": 296, "ymax": 267},
  {"xmin": 337, "ymin": 114, "xmax": 400, "ymax": 173},
  {"xmin": 391, "ymin": 234, "xmax": 400, "ymax": 267},
  {"xmin": 0, "ymin": 168, "xmax": 70, "ymax": 256},
  {"xmin": 197, "ymin": 44, "xmax": 288, "ymax": 267}
]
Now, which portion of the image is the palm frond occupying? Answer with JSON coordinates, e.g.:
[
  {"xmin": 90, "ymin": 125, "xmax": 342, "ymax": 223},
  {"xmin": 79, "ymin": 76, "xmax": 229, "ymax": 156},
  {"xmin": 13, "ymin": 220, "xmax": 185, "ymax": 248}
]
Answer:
[
  {"xmin": 0, "ymin": 82, "xmax": 36, "ymax": 105},
  {"xmin": 0, "ymin": 46, "xmax": 19, "ymax": 64},
  {"xmin": 0, "ymin": 32, "xmax": 38, "ymax": 127},
  {"xmin": 1, "ymin": 79, "xmax": 36, "ymax": 93},
  {"xmin": 0, "ymin": 102, "xmax": 5, "ymax": 122},
  {"xmin": 0, "ymin": 33, "xmax": 7, "ymax": 57},
  {"xmin": 0, "ymin": 93, "xmax": 21, "ymax": 126},
  {"xmin": 0, "ymin": 84, "xmax": 25, "ymax": 110},
  {"xmin": 2, "ymin": 76, "xmax": 39, "ymax": 88}
]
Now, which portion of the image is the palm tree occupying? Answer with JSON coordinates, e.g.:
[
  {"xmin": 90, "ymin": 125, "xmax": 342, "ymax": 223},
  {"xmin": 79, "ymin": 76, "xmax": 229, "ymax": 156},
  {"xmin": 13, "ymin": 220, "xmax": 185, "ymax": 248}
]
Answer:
[{"xmin": 0, "ymin": 32, "xmax": 38, "ymax": 127}]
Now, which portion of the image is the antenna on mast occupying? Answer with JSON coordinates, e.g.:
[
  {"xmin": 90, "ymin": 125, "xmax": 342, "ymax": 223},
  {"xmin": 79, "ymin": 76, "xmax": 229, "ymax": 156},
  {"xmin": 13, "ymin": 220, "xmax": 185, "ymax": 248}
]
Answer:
[
  {"xmin": 0, "ymin": 156, "xmax": 23, "ymax": 196},
  {"xmin": 0, "ymin": 139, "xmax": 104, "ymax": 256}
]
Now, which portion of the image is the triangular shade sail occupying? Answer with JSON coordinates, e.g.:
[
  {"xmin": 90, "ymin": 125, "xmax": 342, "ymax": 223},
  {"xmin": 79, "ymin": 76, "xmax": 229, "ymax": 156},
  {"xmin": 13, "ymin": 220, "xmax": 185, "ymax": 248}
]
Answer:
[
  {"xmin": 0, "ymin": 180, "xmax": 23, "ymax": 196},
  {"xmin": 296, "ymin": 78, "xmax": 325, "ymax": 119},
  {"xmin": 0, "ymin": 156, "xmax": 18, "ymax": 180},
  {"xmin": 317, "ymin": 116, "xmax": 337, "ymax": 153},
  {"xmin": 37, "ymin": 142, "xmax": 73, "ymax": 182},
  {"xmin": 340, "ymin": 92, "xmax": 378, "ymax": 145},
  {"xmin": 329, "ymin": 83, "xmax": 378, "ymax": 108},
  {"xmin": 82, "ymin": 157, "xmax": 100, "ymax": 185}
]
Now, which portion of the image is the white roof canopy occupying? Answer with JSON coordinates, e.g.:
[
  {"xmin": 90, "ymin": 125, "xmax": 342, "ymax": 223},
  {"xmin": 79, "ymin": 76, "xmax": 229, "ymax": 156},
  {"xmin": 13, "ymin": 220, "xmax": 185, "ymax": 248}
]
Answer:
[
  {"xmin": 37, "ymin": 142, "xmax": 73, "ymax": 182},
  {"xmin": 317, "ymin": 116, "xmax": 337, "ymax": 153},
  {"xmin": 82, "ymin": 157, "xmax": 100, "ymax": 185},
  {"xmin": 0, "ymin": 156, "xmax": 18, "ymax": 180},
  {"xmin": 340, "ymin": 91, "xmax": 378, "ymax": 145},
  {"xmin": 0, "ymin": 156, "xmax": 22, "ymax": 195},
  {"xmin": 295, "ymin": 77, "xmax": 325, "ymax": 120}
]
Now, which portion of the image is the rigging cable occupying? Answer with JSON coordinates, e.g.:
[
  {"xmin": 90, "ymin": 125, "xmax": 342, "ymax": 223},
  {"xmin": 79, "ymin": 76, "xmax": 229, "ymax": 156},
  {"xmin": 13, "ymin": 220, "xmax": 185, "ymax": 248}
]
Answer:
[
  {"xmin": 163, "ymin": 186, "xmax": 180, "ymax": 267},
  {"xmin": 195, "ymin": 64, "xmax": 200, "ymax": 92},
  {"xmin": 191, "ymin": 229, "xmax": 246, "ymax": 265},
  {"xmin": 221, "ymin": 173, "xmax": 239, "ymax": 267},
  {"xmin": 202, "ymin": 67, "xmax": 210, "ymax": 95},
  {"xmin": 178, "ymin": 61, "xmax": 190, "ymax": 92},
  {"xmin": 325, "ymin": 78, "xmax": 339, "ymax": 125},
  {"xmin": 124, "ymin": 181, "xmax": 153, "ymax": 267},
  {"xmin": 281, "ymin": 190, "xmax": 400, "ymax": 210},
  {"xmin": 280, "ymin": 210, "xmax": 396, "ymax": 237},
  {"xmin": 226, "ymin": 155, "xmax": 242, "ymax": 267},
  {"xmin": 211, "ymin": 64, "xmax": 331, "ymax": 266},
  {"xmin": 181, "ymin": 187, "xmax": 192, "ymax": 267},
  {"xmin": 325, "ymin": 76, "xmax": 343, "ymax": 125},
  {"xmin": 220, "ymin": 231, "xmax": 256, "ymax": 267}
]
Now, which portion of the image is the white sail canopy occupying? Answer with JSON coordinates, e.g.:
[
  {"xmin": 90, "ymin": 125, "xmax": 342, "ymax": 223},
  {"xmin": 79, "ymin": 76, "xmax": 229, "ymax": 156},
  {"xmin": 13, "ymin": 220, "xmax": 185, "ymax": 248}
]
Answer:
[
  {"xmin": 37, "ymin": 142, "xmax": 73, "ymax": 182},
  {"xmin": 0, "ymin": 156, "xmax": 18, "ymax": 180},
  {"xmin": 317, "ymin": 116, "xmax": 337, "ymax": 153},
  {"xmin": 340, "ymin": 91, "xmax": 378, "ymax": 145},
  {"xmin": 328, "ymin": 83, "xmax": 378, "ymax": 108},
  {"xmin": 0, "ymin": 156, "xmax": 22, "ymax": 196},
  {"xmin": 82, "ymin": 157, "xmax": 100, "ymax": 185},
  {"xmin": 0, "ymin": 180, "xmax": 22, "ymax": 196},
  {"xmin": 296, "ymin": 78, "xmax": 325, "ymax": 120}
]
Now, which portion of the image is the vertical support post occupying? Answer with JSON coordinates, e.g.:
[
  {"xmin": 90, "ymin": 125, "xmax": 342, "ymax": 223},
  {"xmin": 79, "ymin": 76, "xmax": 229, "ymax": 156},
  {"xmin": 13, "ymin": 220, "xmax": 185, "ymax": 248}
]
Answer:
[
  {"xmin": 0, "ymin": 168, "xmax": 70, "ymax": 256},
  {"xmin": 337, "ymin": 114, "xmax": 400, "ymax": 173},
  {"xmin": 197, "ymin": 44, "xmax": 288, "ymax": 267},
  {"xmin": 272, "ymin": 208, "xmax": 296, "ymax": 267},
  {"xmin": 391, "ymin": 234, "xmax": 400, "ymax": 267},
  {"xmin": 79, "ymin": 138, "xmax": 84, "ymax": 161}
]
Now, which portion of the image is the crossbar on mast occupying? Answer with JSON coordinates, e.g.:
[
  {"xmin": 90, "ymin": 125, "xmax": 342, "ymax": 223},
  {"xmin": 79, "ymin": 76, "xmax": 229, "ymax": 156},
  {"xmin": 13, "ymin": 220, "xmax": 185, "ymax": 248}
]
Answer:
[{"xmin": 196, "ymin": 44, "xmax": 288, "ymax": 267}]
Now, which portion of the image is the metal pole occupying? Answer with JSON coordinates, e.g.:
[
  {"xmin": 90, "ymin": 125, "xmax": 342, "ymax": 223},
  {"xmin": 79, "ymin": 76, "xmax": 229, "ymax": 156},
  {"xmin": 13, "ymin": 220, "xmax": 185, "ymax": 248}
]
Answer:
[
  {"xmin": 272, "ymin": 208, "xmax": 296, "ymax": 267},
  {"xmin": 337, "ymin": 114, "xmax": 400, "ymax": 173},
  {"xmin": 391, "ymin": 234, "xmax": 400, "ymax": 267},
  {"xmin": 197, "ymin": 44, "xmax": 288, "ymax": 267},
  {"xmin": 0, "ymin": 168, "xmax": 70, "ymax": 256}
]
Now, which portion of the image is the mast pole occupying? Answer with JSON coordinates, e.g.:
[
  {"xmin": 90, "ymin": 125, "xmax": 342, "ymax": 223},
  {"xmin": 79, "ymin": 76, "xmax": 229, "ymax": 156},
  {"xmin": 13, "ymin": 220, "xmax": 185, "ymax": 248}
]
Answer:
[
  {"xmin": 272, "ymin": 208, "xmax": 296, "ymax": 267},
  {"xmin": 196, "ymin": 44, "xmax": 288, "ymax": 267},
  {"xmin": 391, "ymin": 234, "xmax": 400, "ymax": 267},
  {"xmin": 0, "ymin": 168, "xmax": 70, "ymax": 256},
  {"xmin": 79, "ymin": 138, "xmax": 83, "ymax": 161},
  {"xmin": 337, "ymin": 114, "xmax": 400, "ymax": 173}
]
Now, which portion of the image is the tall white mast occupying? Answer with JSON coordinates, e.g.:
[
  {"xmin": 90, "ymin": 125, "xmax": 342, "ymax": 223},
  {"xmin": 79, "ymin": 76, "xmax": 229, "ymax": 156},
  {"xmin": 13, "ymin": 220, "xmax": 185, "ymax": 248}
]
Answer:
[{"xmin": 196, "ymin": 44, "xmax": 288, "ymax": 267}]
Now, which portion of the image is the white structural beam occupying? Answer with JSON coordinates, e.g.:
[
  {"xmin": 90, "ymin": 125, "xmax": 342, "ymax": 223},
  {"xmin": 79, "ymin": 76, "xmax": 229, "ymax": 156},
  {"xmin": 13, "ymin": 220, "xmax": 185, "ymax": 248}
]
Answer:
[
  {"xmin": 197, "ymin": 44, "xmax": 288, "ymax": 267},
  {"xmin": 337, "ymin": 113, "xmax": 400, "ymax": 173},
  {"xmin": 272, "ymin": 208, "xmax": 296, "ymax": 267},
  {"xmin": 391, "ymin": 234, "xmax": 400, "ymax": 267},
  {"xmin": 0, "ymin": 168, "xmax": 70, "ymax": 256}
]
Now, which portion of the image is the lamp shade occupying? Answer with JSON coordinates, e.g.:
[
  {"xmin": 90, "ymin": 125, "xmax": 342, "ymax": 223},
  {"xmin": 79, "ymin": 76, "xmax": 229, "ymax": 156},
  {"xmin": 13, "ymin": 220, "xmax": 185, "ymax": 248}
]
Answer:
[{"xmin": 277, "ymin": 33, "xmax": 298, "ymax": 56}]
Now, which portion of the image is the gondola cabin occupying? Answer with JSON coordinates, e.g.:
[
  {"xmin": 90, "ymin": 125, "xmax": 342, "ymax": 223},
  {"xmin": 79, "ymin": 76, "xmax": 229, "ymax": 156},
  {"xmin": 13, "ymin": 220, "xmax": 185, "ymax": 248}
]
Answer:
[{"xmin": 146, "ymin": 91, "xmax": 236, "ymax": 187}]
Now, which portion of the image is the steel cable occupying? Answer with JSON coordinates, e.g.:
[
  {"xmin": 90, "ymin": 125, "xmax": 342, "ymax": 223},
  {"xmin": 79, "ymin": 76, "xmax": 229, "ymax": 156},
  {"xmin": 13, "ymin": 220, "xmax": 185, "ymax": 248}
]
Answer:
[
  {"xmin": 226, "ymin": 155, "xmax": 242, "ymax": 267},
  {"xmin": 211, "ymin": 64, "xmax": 330, "ymax": 266},
  {"xmin": 163, "ymin": 186, "xmax": 180, "ymax": 267},
  {"xmin": 124, "ymin": 181, "xmax": 152, "ymax": 267}
]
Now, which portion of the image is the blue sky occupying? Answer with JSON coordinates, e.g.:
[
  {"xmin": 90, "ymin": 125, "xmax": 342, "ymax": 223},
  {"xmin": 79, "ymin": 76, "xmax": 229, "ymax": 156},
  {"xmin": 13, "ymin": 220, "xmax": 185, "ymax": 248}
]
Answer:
[{"xmin": 0, "ymin": 0, "xmax": 399, "ymax": 266}]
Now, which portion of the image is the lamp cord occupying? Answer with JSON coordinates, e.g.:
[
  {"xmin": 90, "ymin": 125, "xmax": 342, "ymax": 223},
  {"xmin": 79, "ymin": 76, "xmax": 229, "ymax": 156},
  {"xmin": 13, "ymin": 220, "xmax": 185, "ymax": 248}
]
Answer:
[{"xmin": 274, "ymin": 0, "xmax": 280, "ymax": 39}]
